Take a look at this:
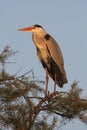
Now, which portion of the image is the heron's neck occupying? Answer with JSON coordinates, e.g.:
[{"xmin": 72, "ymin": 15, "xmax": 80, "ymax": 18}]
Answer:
[
  {"xmin": 32, "ymin": 30, "xmax": 47, "ymax": 47},
  {"xmin": 33, "ymin": 30, "xmax": 47, "ymax": 38}
]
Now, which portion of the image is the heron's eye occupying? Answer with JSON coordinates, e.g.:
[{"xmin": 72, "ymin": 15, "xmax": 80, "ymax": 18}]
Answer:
[{"xmin": 32, "ymin": 26, "xmax": 36, "ymax": 29}]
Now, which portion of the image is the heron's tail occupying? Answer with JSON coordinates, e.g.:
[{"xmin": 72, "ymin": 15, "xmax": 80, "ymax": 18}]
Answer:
[{"xmin": 56, "ymin": 70, "xmax": 68, "ymax": 87}]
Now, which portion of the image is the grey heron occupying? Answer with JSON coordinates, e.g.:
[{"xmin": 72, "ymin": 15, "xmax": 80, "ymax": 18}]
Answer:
[{"xmin": 18, "ymin": 24, "xmax": 68, "ymax": 95}]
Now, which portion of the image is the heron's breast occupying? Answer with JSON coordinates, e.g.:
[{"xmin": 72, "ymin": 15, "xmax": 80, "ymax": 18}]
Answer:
[
  {"xmin": 37, "ymin": 45, "xmax": 50, "ymax": 67},
  {"xmin": 33, "ymin": 34, "xmax": 51, "ymax": 67}
]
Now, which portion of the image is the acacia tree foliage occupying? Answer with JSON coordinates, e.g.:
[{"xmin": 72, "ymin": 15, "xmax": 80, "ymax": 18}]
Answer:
[{"xmin": 0, "ymin": 46, "xmax": 87, "ymax": 130}]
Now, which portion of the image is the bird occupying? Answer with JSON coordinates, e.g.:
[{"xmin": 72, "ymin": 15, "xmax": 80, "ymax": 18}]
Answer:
[{"xmin": 18, "ymin": 24, "xmax": 68, "ymax": 95}]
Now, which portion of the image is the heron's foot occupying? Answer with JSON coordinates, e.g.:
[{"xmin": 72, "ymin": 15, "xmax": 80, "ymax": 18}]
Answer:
[
  {"xmin": 45, "ymin": 90, "xmax": 50, "ymax": 97},
  {"xmin": 45, "ymin": 91, "xmax": 59, "ymax": 98},
  {"xmin": 53, "ymin": 90, "xmax": 59, "ymax": 96}
]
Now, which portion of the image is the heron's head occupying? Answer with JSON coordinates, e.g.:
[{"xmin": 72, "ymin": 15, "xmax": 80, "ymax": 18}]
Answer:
[{"xmin": 18, "ymin": 24, "xmax": 46, "ymax": 34}]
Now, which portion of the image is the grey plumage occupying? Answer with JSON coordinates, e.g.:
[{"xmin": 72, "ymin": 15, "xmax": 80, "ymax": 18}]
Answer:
[{"xmin": 19, "ymin": 24, "xmax": 68, "ymax": 90}]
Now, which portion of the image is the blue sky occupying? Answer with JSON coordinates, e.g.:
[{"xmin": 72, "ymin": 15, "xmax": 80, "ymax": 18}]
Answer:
[{"xmin": 0, "ymin": 0, "xmax": 87, "ymax": 129}]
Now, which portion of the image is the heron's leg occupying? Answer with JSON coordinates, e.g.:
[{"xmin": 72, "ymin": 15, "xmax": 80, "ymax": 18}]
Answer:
[
  {"xmin": 54, "ymin": 73, "xmax": 56, "ymax": 94},
  {"xmin": 45, "ymin": 68, "xmax": 49, "ymax": 95}
]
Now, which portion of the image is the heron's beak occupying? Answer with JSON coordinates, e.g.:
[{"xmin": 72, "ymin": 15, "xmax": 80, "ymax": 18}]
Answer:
[{"xmin": 18, "ymin": 27, "xmax": 33, "ymax": 32}]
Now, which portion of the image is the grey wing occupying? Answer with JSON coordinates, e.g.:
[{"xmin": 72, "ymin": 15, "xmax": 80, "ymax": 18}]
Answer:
[{"xmin": 46, "ymin": 36, "xmax": 64, "ymax": 74}]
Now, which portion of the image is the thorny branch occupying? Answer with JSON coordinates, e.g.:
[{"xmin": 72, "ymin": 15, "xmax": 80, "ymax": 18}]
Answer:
[{"xmin": 21, "ymin": 89, "xmax": 87, "ymax": 130}]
